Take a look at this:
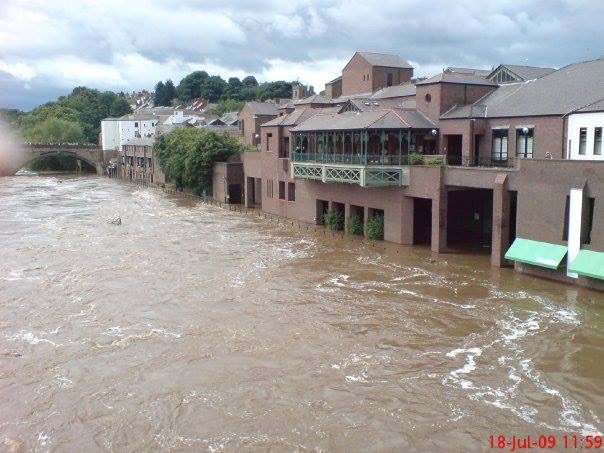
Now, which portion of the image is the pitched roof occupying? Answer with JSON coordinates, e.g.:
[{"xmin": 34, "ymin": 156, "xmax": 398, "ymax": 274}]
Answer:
[
  {"xmin": 416, "ymin": 72, "xmax": 497, "ymax": 86},
  {"xmin": 489, "ymin": 64, "xmax": 556, "ymax": 82},
  {"xmin": 219, "ymin": 111, "xmax": 239, "ymax": 126},
  {"xmin": 445, "ymin": 67, "xmax": 491, "ymax": 78},
  {"xmin": 245, "ymin": 101, "xmax": 279, "ymax": 116},
  {"xmin": 291, "ymin": 109, "xmax": 436, "ymax": 132},
  {"xmin": 442, "ymin": 58, "xmax": 604, "ymax": 119},
  {"xmin": 293, "ymin": 94, "xmax": 332, "ymax": 105},
  {"xmin": 262, "ymin": 107, "xmax": 340, "ymax": 127},
  {"xmin": 370, "ymin": 82, "xmax": 416, "ymax": 99},
  {"xmin": 326, "ymin": 75, "xmax": 342, "ymax": 85},
  {"xmin": 577, "ymin": 98, "xmax": 604, "ymax": 113},
  {"xmin": 357, "ymin": 52, "xmax": 413, "ymax": 69}
]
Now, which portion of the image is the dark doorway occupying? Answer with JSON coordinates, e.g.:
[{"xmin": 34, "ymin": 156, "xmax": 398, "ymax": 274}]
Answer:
[
  {"xmin": 316, "ymin": 199, "xmax": 329, "ymax": 225},
  {"xmin": 474, "ymin": 135, "xmax": 481, "ymax": 166},
  {"xmin": 446, "ymin": 135, "xmax": 463, "ymax": 165},
  {"xmin": 509, "ymin": 191, "xmax": 517, "ymax": 247},
  {"xmin": 413, "ymin": 198, "xmax": 432, "ymax": 244},
  {"xmin": 228, "ymin": 184, "xmax": 242, "ymax": 204},
  {"xmin": 447, "ymin": 188, "xmax": 493, "ymax": 251}
]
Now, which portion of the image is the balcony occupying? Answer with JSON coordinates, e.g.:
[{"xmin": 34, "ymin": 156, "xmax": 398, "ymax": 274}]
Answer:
[
  {"xmin": 291, "ymin": 152, "xmax": 410, "ymax": 187},
  {"xmin": 446, "ymin": 155, "xmax": 517, "ymax": 168}
]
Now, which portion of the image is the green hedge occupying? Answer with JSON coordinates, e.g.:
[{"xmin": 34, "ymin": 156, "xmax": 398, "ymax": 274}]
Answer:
[
  {"xmin": 324, "ymin": 209, "xmax": 344, "ymax": 231},
  {"xmin": 347, "ymin": 213, "xmax": 364, "ymax": 235},
  {"xmin": 366, "ymin": 215, "xmax": 384, "ymax": 240}
]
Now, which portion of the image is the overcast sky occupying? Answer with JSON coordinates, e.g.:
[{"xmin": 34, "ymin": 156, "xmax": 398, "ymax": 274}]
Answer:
[{"xmin": 1, "ymin": 0, "xmax": 603, "ymax": 110}]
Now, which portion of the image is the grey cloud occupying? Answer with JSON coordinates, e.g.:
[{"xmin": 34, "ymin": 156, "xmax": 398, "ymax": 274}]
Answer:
[{"xmin": 1, "ymin": 0, "xmax": 603, "ymax": 109}]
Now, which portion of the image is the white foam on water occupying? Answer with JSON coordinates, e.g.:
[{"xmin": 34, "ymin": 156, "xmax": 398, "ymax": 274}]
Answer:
[
  {"xmin": 445, "ymin": 347, "xmax": 483, "ymax": 390},
  {"xmin": 6, "ymin": 330, "xmax": 61, "ymax": 347}
]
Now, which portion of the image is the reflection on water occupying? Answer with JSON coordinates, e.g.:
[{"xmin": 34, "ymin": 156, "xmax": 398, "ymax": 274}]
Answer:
[{"xmin": 1, "ymin": 175, "xmax": 602, "ymax": 451}]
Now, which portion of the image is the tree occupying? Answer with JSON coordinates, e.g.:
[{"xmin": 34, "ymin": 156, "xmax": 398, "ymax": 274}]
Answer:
[
  {"xmin": 176, "ymin": 70, "xmax": 209, "ymax": 103},
  {"xmin": 257, "ymin": 81, "xmax": 292, "ymax": 100},
  {"xmin": 163, "ymin": 80, "xmax": 176, "ymax": 105},
  {"xmin": 206, "ymin": 99, "xmax": 245, "ymax": 117},
  {"xmin": 224, "ymin": 77, "xmax": 243, "ymax": 100},
  {"xmin": 242, "ymin": 75, "xmax": 258, "ymax": 87},
  {"xmin": 21, "ymin": 117, "xmax": 85, "ymax": 144},
  {"xmin": 154, "ymin": 81, "xmax": 166, "ymax": 106},
  {"xmin": 109, "ymin": 96, "xmax": 132, "ymax": 117},
  {"xmin": 200, "ymin": 75, "xmax": 227, "ymax": 102},
  {"xmin": 154, "ymin": 128, "xmax": 246, "ymax": 194}
]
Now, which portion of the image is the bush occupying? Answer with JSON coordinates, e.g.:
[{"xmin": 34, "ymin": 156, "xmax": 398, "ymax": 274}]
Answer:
[
  {"xmin": 154, "ymin": 128, "xmax": 245, "ymax": 194},
  {"xmin": 426, "ymin": 157, "xmax": 443, "ymax": 166},
  {"xmin": 347, "ymin": 213, "xmax": 364, "ymax": 235},
  {"xmin": 408, "ymin": 153, "xmax": 425, "ymax": 165},
  {"xmin": 366, "ymin": 215, "xmax": 384, "ymax": 240},
  {"xmin": 324, "ymin": 209, "xmax": 344, "ymax": 231}
]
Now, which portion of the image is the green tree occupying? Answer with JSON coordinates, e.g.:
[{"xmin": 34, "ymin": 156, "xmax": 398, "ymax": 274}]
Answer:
[
  {"xmin": 242, "ymin": 75, "xmax": 258, "ymax": 87},
  {"xmin": 109, "ymin": 96, "xmax": 132, "ymax": 117},
  {"xmin": 176, "ymin": 70, "xmax": 209, "ymax": 103},
  {"xmin": 163, "ymin": 80, "xmax": 176, "ymax": 105},
  {"xmin": 154, "ymin": 128, "xmax": 245, "ymax": 194},
  {"xmin": 21, "ymin": 117, "xmax": 85, "ymax": 144},
  {"xmin": 154, "ymin": 81, "xmax": 166, "ymax": 106},
  {"xmin": 257, "ymin": 81, "xmax": 292, "ymax": 100},
  {"xmin": 206, "ymin": 99, "xmax": 244, "ymax": 117}
]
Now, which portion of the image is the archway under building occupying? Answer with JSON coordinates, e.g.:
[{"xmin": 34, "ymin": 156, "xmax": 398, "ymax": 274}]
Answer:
[{"xmin": 413, "ymin": 198, "xmax": 432, "ymax": 245}]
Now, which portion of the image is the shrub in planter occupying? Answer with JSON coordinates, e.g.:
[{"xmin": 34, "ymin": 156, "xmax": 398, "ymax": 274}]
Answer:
[
  {"xmin": 426, "ymin": 157, "xmax": 443, "ymax": 166},
  {"xmin": 324, "ymin": 209, "xmax": 344, "ymax": 231},
  {"xmin": 347, "ymin": 213, "xmax": 364, "ymax": 235},
  {"xmin": 408, "ymin": 153, "xmax": 425, "ymax": 165},
  {"xmin": 366, "ymin": 215, "xmax": 384, "ymax": 240}
]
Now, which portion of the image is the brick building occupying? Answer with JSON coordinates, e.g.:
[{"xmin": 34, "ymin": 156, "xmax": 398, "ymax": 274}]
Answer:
[{"xmin": 231, "ymin": 52, "xmax": 604, "ymax": 290}]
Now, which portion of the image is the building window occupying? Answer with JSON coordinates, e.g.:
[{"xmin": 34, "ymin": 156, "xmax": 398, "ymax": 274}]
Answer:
[
  {"xmin": 594, "ymin": 127, "xmax": 602, "ymax": 155},
  {"xmin": 578, "ymin": 128, "xmax": 587, "ymax": 155},
  {"xmin": 387, "ymin": 73, "xmax": 393, "ymax": 87},
  {"xmin": 585, "ymin": 197, "xmax": 595, "ymax": 244},
  {"xmin": 280, "ymin": 137, "xmax": 290, "ymax": 158},
  {"xmin": 266, "ymin": 133, "xmax": 272, "ymax": 151},
  {"xmin": 492, "ymin": 129, "xmax": 508, "ymax": 161},
  {"xmin": 134, "ymin": 122, "xmax": 139, "ymax": 128},
  {"xmin": 287, "ymin": 183, "xmax": 295, "ymax": 202},
  {"xmin": 278, "ymin": 181, "xmax": 286, "ymax": 200},
  {"xmin": 424, "ymin": 93, "xmax": 432, "ymax": 103},
  {"xmin": 266, "ymin": 179, "xmax": 273, "ymax": 198},
  {"xmin": 516, "ymin": 127, "xmax": 534, "ymax": 158}
]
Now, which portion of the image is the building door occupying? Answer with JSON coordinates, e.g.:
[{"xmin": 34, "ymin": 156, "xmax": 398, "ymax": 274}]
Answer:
[
  {"xmin": 446, "ymin": 135, "xmax": 463, "ymax": 165},
  {"xmin": 229, "ymin": 184, "xmax": 242, "ymax": 204}
]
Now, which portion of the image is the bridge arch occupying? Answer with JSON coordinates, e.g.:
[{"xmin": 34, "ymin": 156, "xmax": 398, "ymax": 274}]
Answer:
[{"xmin": 19, "ymin": 150, "xmax": 98, "ymax": 172}]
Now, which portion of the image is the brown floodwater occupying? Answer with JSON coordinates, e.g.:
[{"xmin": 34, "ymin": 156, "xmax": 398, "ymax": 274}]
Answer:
[{"xmin": 1, "ymin": 175, "xmax": 603, "ymax": 452}]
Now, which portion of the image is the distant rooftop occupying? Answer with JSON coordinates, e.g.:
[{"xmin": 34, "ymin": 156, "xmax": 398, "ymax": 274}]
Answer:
[
  {"xmin": 416, "ymin": 72, "xmax": 497, "ymax": 86},
  {"xmin": 356, "ymin": 52, "xmax": 413, "ymax": 69}
]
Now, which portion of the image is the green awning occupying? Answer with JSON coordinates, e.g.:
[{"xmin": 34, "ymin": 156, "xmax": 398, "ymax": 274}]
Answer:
[
  {"xmin": 504, "ymin": 238, "xmax": 567, "ymax": 270},
  {"xmin": 568, "ymin": 250, "xmax": 604, "ymax": 280}
]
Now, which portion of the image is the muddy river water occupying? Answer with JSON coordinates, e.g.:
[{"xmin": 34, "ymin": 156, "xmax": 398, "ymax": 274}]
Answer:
[{"xmin": 0, "ymin": 175, "xmax": 603, "ymax": 451}]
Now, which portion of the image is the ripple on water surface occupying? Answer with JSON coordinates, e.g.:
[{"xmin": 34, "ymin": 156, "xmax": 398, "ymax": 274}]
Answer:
[{"xmin": 0, "ymin": 175, "xmax": 602, "ymax": 451}]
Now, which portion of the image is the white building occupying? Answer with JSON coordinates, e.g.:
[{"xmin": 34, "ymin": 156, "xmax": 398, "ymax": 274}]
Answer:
[
  {"xmin": 566, "ymin": 100, "xmax": 604, "ymax": 161},
  {"xmin": 101, "ymin": 108, "xmax": 203, "ymax": 151}
]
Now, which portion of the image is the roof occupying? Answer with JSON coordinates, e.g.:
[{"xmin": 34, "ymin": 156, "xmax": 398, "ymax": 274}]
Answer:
[
  {"xmin": 489, "ymin": 64, "xmax": 556, "ymax": 81},
  {"xmin": 219, "ymin": 111, "xmax": 239, "ymax": 126},
  {"xmin": 416, "ymin": 72, "xmax": 497, "ymax": 86},
  {"xmin": 445, "ymin": 67, "xmax": 491, "ymax": 78},
  {"xmin": 262, "ymin": 106, "xmax": 340, "ymax": 127},
  {"xmin": 291, "ymin": 109, "xmax": 436, "ymax": 132},
  {"xmin": 356, "ymin": 52, "xmax": 413, "ymax": 69},
  {"xmin": 123, "ymin": 137, "xmax": 155, "ymax": 146},
  {"xmin": 370, "ymin": 82, "xmax": 416, "ymax": 99},
  {"xmin": 577, "ymin": 98, "xmax": 604, "ymax": 113},
  {"xmin": 244, "ymin": 101, "xmax": 279, "ymax": 116},
  {"xmin": 442, "ymin": 58, "xmax": 604, "ymax": 119},
  {"xmin": 326, "ymin": 75, "xmax": 342, "ymax": 85},
  {"xmin": 293, "ymin": 94, "xmax": 332, "ymax": 105}
]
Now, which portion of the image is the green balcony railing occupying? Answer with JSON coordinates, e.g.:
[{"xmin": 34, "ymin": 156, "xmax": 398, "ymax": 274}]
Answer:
[{"xmin": 291, "ymin": 152, "xmax": 443, "ymax": 166}]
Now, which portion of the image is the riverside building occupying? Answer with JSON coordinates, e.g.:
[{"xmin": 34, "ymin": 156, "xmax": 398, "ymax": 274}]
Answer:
[{"xmin": 233, "ymin": 52, "xmax": 604, "ymax": 291}]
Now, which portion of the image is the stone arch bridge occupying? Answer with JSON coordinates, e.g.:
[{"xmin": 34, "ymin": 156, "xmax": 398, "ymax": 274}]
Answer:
[{"xmin": 0, "ymin": 144, "xmax": 118, "ymax": 176}]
